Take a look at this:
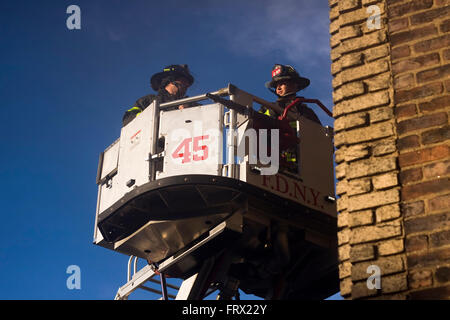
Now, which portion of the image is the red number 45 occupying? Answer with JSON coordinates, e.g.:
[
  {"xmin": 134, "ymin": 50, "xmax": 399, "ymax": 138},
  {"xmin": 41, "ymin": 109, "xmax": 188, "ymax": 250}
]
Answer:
[{"xmin": 172, "ymin": 135, "xmax": 209, "ymax": 163}]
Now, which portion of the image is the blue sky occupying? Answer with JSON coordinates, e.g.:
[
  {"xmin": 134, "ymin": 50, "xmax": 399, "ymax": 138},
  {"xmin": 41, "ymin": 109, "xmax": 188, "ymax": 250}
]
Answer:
[{"xmin": 0, "ymin": 0, "xmax": 341, "ymax": 300}]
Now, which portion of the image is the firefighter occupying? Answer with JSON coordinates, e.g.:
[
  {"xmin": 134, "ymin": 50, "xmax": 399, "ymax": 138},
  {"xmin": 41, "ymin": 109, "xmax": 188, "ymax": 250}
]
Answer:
[
  {"xmin": 260, "ymin": 64, "xmax": 320, "ymax": 124},
  {"xmin": 122, "ymin": 64, "xmax": 195, "ymax": 126},
  {"xmin": 260, "ymin": 64, "xmax": 321, "ymax": 172}
]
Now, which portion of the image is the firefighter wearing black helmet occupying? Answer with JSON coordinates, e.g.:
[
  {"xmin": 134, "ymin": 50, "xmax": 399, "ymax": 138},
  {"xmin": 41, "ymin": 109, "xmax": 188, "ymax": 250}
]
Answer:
[
  {"xmin": 122, "ymin": 64, "xmax": 195, "ymax": 126},
  {"xmin": 260, "ymin": 64, "xmax": 321, "ymax": 124}
]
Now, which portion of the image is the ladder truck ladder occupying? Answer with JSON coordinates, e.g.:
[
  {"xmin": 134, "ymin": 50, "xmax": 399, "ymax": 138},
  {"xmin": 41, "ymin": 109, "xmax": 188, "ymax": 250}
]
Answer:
[{"xmin": 114, "ymin": 221, "xmax": 240, "ymax": 300}]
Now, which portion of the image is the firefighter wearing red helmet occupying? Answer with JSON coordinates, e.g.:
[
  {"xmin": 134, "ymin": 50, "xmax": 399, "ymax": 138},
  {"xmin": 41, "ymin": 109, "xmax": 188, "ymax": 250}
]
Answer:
[
  {"xmin": 260, "ymin": 64, "xmax": 321, "ymax": 171},
  {"xmin": 122, "ymin": 64, "xmax": 195, "ymax": 126},
  {"xmin": 261, "ymin": 64, "xmax": 321, "ymax": 124}
]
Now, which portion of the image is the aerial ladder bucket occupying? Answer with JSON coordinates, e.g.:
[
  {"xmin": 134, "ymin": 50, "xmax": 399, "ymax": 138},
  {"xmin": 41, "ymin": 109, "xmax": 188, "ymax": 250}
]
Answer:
[{"xmin": 93, "ymin": 84, "xmax": 338, "ymax": 300}]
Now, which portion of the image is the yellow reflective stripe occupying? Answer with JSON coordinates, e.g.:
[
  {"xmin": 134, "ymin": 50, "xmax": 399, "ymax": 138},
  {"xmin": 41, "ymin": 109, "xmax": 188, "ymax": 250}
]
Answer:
[
  {"xmin": 259, "ymin": 107, "xmax": 275, "ymax": 117},
  {"xmin": 127, "ymin": 106, "xmax": 142, "ymax": 113},
  {"xmin": 282, "ymin": 151, "xmax": 296, "ymax": 162},
  {"xmin": 287, "ymin": 153, "xmax": 295, "ymax": 161}
]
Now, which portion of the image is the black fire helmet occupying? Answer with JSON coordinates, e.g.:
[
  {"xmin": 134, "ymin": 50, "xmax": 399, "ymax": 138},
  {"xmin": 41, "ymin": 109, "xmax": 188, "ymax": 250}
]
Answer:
[
  {"xmin": 265, "ymin": 64, "xmax": 310, "ymax": 93},
  {"xmin": 150, "ymin": 64, "xmax": 194, "ymax": 91}
]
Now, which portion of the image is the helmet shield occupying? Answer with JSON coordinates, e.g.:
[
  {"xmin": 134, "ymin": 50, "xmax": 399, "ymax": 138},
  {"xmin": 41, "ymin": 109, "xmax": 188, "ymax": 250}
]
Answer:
[{"xmin": 265, "ymin": 64, "xmax": 310, "ymax": 92}]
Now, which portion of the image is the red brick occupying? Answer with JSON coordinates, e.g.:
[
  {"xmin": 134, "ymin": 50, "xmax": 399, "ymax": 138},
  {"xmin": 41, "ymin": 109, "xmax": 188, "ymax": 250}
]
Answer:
[
  {"xmin": 393, "ymin": 53, "xmax": 440, "ymax": 75},
  {"xmin": 419, "ymin": 95, "xmax": 450, "ymax": 113},
  {"xmin": 417, "ymin": 64, "xmax": 450, "ymax": 84},
  {"xmin": 430, "ymin": 230, "xmax": 450, "ymax": 248},
  {"xmin": 444, "ymin": 49, "xmax": 450, "ymax": 61},
  {"xmin": 436, "ymin": 0, "xmax": 450, "ymax": 7},
  {"xmin": 395, "ymin": 103, "xmax": 417, "ymax": 118},
  {"xmin": 398, "ymin": 134, "xmax": 420, "ymax": 150},
  {"xmin": 402, "ymin": 200, "xmax": 425, "ymax": 217},
  {"xmin": 423, "ymin": 160, "xmax": 450, "ymax": 179},
  {"xmin": 408, "ymin": 269, "xmax": 433, "ymax": 289},
  {"xmin": 436, "ymin": 266, "xmax": 450, "ymax": 283},
  {"xmin": 388, "ymin": 0, "xmax": 433, "ymax": 19},
  {"xmin": 392, "ymin": 45, "xmax": 411, "ymax": 60},
  {"xmin": 407, "ymin": 246, "xmax": 450, "ymax": 269},
  {"xmin": 395, "ymin": 82, "xmax": 443, "ymax": 104},
  {"xmin": 414, "ymin": 34, "xmax": 450, "ymax": 53},
  {"xmin": 441, "ymin": 19, "xmax": 450, "ymax": 33},
  {"xmin": 422, "ymin": 125, "xmax": 450, "ymax": 144},
  {"xmin": 389, "ymin": 17, "xmax": 409, "ymax": 33},
  {"xmin": 429, "ymin": 193, "xmax": 450, "ymax": 212},
  {"xmin": 409, "ymin": 6, "xmax": 450, "ymax": 26},
  {"xmin": 397, "ymin": 112, "xmax": 448, "ymax": 135},
  {"xmin": 394, "ymin": 73, "xmax": 415, "ymax": 89},
  {"xmin": 409, "ymin": 284, "xmax": 450, "ymax": 299},
  {"xmin": 406, "ymin": 235, "xmax": 428, "ymax": 252},
  {"xmin": 405, "ymin": 212, "xmax": 450, "ymax": 233},
  {"xmin": 401, "ymin": 178, "xmax": 450, "ymax": 200},
  {"xmin": 400, "ymin": 145, "xmax": 450, "ymax": 167},
  {"xmin": 381, "ymin": 273, "xmax": 409, "ymax": 294},
  {"xmin": 400, "ymin": 167, "xmax": 423, "ymax": 184},
  {"xmin": 390, "ymin": 25, "xmax": 438, "ymax": 47}
]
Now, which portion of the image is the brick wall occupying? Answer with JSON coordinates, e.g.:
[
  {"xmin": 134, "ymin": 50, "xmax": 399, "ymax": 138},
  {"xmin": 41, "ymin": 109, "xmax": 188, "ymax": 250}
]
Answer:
[
  {"xmin": 330, "ymin": 0, "xmax": 449, "ymax": 299},
  {"xmin": 388, "ymin": 0, "xmax": 450, "ymax": 299}
]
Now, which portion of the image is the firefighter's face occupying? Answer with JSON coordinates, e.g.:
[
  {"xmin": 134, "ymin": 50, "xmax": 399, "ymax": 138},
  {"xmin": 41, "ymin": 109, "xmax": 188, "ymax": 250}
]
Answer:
[
  {"xmin": 165, "ymin": 78, "xmax": 190, "ymax": 96},
  {"xmin": 276, "ymin": 80, "xmax": 297, "ymax": 96}
]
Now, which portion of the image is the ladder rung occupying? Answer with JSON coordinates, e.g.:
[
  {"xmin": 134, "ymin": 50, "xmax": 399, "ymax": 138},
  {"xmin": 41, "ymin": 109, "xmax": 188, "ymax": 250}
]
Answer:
[
  {"xmin": 148, "ymin": 278, "xmax": 180, "ymax": 290},
  {"xmin": 138, "ymin": 285, "xmax": 162, "ymax": 295},
  {"xmin": 140, "ymin": 285, "xmax": 176, "ymax": 299}
]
